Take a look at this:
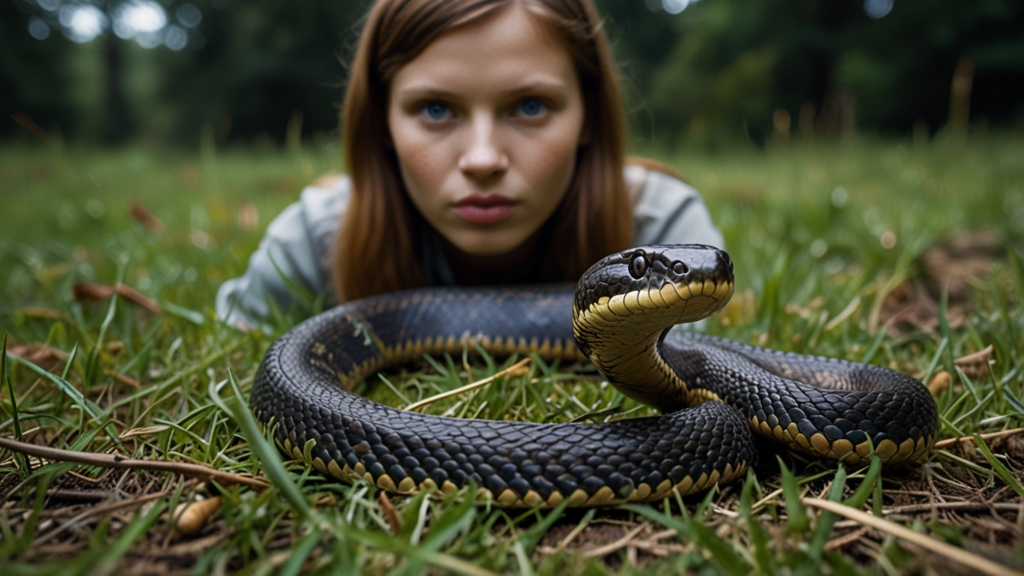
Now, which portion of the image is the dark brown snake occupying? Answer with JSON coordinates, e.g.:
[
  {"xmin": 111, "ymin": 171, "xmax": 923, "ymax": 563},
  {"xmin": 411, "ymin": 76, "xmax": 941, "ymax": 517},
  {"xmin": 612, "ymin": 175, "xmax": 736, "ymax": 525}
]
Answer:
[{"xmin": 251, "ymin": 244, "xmax": 937, "ymax": 508}]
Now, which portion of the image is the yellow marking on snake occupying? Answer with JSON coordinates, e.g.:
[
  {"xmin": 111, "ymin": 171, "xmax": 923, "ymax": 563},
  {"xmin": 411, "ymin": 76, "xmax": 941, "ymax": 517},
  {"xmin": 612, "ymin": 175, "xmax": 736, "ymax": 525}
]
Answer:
[
  {"xmin": 876, "ymin": 439, "xmax": 898, "ymax": 458},
  {"xmin": 565, "ymin": 489, "xmax": 589, "ymax": 507},
  {"xmin": 633, "ymin": 483, "xmax": 652, "ymax": 501},
  {"xmin": 523, "ymin": 491, "xmax": 545, "ymax": 508},
  {"xmin": 328, "ymin": 460, "xmax": 345, "ymax": 480},
  {"xmin": 810, "ymin": 433, "xmax": 831, "ymax": 456},
  {"xmin": 831, "ymin": 438, "xmax": 854, "ymax": 459},
  {"xmin": 585, "ymin": 486, "xmax": 616, "ymax": 507},
  {"xmin": 497, "ymin": 489, "xmax": 519, "ymax": 507},
  {"xmin": 546, "ymin": 491, "xmax": 564, "ymax": 508}
]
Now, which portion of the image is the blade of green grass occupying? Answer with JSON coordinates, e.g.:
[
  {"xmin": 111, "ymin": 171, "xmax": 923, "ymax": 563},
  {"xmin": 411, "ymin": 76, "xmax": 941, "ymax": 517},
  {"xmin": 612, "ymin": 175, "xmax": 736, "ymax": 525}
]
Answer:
[
  {"xmin": 91, "ymin": 499, "xmax": 168, "ymax": 575},
  {"xmin": 212, "ymin": 370, "xmax": 311, "ymax": 519},
  {"xmin": 971, "ymin": 434, "xmax": 1024, "ymax": 498},
  {"xmin": 806, "ymin": 465, "xmax": 847, "ymax": 565},
  {"xmin": 2, "ymin": 334, "xmax": 21, "ymax": 440},
  {"xmin": 85, "ymin": 264, "xmax": 125, "ymax": 388},
  {"xmin": 842, "ymin": 455, "xmax": 882, "ymax": 509},
  {"xmin": 624, "ymin": 502, "xmax": 747, "ymax": 576},
  {"xmin": 6, "ymin": 351, "xmax": 121, "ymax": 444},
  {"xmin": 778, "ymin": 456, "xmax": 810, "ymax": 533},
  {"xmin": 739, "ymin": 471, "xmax": 775, "ymax": 574},
  {"xmin": 278, "ymin": 528, "xmax": 322, "ymax": 576}
]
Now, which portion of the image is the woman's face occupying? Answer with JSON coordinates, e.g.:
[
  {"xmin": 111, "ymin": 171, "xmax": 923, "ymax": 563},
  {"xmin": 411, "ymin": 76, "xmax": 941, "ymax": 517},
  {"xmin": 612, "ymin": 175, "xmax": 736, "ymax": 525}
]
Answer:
[{"xmin": 387, "ymin": 6, "xmax": 586, "ymax": 257}]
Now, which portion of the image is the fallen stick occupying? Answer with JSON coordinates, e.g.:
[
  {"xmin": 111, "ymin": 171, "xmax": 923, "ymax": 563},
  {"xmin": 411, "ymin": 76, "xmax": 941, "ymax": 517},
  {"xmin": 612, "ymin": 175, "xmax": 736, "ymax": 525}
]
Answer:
[{"xmin": 0, "ymin": 437, "xmax": 268, "ymax": 490}]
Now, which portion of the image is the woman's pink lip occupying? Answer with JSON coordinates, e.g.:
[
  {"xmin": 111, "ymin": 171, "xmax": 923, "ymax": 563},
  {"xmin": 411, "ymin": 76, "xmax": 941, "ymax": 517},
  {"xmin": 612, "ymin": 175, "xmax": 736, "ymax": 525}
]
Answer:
[
  {"xmin": 453, "ymin": 203, "xmax": 516, "ymax": 224},
  {"xmin": 455, "ymin": 193, "xmax": 515, "ymax": 207},
  {"xmin": 453, "ymin": 194, "xmax": 517, "ymax": 223}
]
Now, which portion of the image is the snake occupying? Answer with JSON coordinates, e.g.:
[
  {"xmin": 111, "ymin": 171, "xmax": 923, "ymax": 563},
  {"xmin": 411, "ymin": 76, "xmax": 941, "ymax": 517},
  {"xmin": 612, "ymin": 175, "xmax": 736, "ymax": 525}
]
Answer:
[{"xmin": 251, "ymin": 244, "xmax": 938, "ymax": 508}]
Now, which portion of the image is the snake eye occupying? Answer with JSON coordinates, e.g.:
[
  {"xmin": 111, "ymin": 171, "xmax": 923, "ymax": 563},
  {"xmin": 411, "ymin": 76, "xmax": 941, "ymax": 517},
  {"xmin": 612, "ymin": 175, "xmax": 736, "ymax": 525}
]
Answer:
[
  {"xmin": 672, "ymin": 262, "xmax": 689, "ymax": 275},
  {"xmin": 628, "ymin": 253, "xmax": 647, "ymax": 279}
]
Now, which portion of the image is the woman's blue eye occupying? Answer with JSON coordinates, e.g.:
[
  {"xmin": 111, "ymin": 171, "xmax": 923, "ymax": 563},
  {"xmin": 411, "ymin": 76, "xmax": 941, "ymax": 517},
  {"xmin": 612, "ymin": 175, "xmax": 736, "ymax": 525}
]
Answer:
[
  {"xmin": 518, "ymin": 98, "xmax": 546, "ymax": 117},
  {"xmin": 422, "ymin": 103, "xmax": 450, "ymax": 121}
]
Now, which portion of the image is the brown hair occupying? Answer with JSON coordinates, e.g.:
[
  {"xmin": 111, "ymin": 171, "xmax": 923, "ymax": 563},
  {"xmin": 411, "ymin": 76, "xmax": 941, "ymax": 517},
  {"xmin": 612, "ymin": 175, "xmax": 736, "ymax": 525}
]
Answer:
[{"xmin": 333, "ymin": 0, "xmax": 632, "ymax": 302}]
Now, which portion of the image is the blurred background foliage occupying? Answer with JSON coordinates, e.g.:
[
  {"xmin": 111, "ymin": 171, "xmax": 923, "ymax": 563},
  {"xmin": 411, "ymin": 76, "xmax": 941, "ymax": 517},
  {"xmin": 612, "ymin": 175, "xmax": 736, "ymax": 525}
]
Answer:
[{"xmin": 2, "ymin": 0, "xmax": 1023, "ymax": 148}]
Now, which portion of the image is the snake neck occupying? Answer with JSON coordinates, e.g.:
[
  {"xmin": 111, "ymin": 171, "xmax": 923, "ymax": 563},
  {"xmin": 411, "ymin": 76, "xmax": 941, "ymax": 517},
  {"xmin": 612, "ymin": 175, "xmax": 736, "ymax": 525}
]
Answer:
[{"xmin": 573, "ymin": 305, "xmax": 694, "ymax": 412}]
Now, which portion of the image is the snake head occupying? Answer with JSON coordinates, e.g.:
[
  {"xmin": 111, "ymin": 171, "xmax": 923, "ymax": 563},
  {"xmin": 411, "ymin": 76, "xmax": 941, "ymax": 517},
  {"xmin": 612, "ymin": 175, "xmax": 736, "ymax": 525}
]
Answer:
[{"xmin": 573, "ymin": 244, "xmax": 735, "ymax": 338}]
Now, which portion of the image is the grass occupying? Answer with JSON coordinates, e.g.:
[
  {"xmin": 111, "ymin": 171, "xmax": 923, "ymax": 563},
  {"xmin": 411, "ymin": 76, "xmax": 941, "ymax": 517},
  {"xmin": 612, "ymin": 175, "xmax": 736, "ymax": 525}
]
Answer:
[{"xmin": 1, "ymin": 132, "xmax": 1023, "ymax": 574}]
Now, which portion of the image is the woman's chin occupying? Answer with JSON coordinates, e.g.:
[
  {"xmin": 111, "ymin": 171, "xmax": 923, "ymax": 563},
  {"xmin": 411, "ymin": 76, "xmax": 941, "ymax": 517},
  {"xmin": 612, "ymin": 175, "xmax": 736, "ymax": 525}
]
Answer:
[{"xmin": 445, "ymin": 233, "xmax": 531, "ymax": 259}]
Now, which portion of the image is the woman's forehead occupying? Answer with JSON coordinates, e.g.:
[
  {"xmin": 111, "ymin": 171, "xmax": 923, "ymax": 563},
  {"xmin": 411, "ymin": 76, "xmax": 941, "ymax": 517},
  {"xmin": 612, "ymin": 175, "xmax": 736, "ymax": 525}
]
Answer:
[{"xmin": 388, "ymin": 6, "xmax": 577, "ymax": 97}]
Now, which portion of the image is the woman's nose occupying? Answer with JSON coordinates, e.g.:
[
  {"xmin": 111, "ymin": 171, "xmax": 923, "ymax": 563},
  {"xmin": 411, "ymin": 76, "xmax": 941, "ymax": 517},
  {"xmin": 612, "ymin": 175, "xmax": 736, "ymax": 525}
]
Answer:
[{"xmin": 458, "ymin": 116, "xmax": 509, "ymax": 177}]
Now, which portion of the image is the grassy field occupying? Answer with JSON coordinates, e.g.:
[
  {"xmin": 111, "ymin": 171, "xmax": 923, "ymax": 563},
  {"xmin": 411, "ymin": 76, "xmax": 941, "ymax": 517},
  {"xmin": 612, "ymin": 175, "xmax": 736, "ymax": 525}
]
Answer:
[{"xmin": 1, "ymin": 134, "xmax": 1023, "ymax": 574}]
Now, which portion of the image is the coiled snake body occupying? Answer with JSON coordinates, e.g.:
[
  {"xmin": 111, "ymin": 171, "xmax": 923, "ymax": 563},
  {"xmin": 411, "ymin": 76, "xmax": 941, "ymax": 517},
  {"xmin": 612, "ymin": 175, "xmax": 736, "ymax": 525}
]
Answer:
[{"xmin": 251, "ymin": 245, "xmax": 937, "ymax": 508}]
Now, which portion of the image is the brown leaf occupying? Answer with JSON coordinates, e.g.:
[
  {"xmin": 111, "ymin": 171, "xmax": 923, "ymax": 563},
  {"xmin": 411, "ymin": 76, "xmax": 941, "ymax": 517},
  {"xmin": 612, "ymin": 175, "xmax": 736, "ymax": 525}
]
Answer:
[
  {"xmin": 72, "ymin": 282, "xmax": 163, "ymax": 315},
  {"xmin": 7, "ymin": 343, "xmax": 70, "ymax": 373},
  {"xmin": 129, "ymin": 201, "xmax": 164, "ymax": 234},
  {"xmin": 878, "ymin": 230, "xmax": 1003, "ymax": 337},
  {"xmin": 921, "ymin": 229, "xmax": 1002, "ymax": 302},
  {"xmin": 181, "ymin": 166, "xmax": 200, "ymax": 189},
  {"xmin": 237, "ymin": 202, "xmax": 259, "ymax": 231},
  {"xmin": 19, "ymin": 306, "xmax": 74, "ymax": 324},
  {"xmin": 928, "ymin": 371, "xmax": 950, "ymax": 397},
  {"xmin": 954, "ymin": 344, "xmax": 994, "ymax": 380}
]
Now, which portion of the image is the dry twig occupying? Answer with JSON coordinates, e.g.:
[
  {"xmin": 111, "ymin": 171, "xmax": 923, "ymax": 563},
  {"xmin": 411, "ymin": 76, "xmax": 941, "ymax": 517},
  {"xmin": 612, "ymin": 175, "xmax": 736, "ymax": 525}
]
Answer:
[
  {"xmin": 934, "ymin": 428, "xmax": 1024, "ymax": 449},
  {"xmin": 0, "ymin": 437, "xmax": 268, "ymax": 490}
]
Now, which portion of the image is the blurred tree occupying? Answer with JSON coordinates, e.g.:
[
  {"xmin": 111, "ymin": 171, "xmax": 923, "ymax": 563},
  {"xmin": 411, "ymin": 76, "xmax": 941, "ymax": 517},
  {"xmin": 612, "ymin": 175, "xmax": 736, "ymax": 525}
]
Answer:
[
  {"xmin": 835, "ymin": 0, "xmax": 1024, "ymax": 133},
  {"xmin": 9, "ymin": 0, "xmax": 206, "ymax": 143},
  {"xmin": 645, "ymin": 0, "xmax": 1024, "ymax": 145},
  {"xmin": 154, "ymin": 0, "xmax": 370, "ymax": 144},
  {"xmin": 3, "ymin": 0, "xmax": 1022, "ymax": 145},
  {"xmin": 2, "ymin": 0, "xmax": 78, "ymax": 141},
  {"xmin": 594, "ymin": 0, "xmax": 679, "ymax": 136}
]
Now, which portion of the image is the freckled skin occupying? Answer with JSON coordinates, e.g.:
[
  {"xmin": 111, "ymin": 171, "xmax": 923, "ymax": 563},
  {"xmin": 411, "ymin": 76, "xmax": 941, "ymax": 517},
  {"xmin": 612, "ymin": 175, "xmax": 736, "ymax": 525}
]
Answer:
[{"xmin": 387, "ymin": 6, "xmax": 586, "ymax": 259}]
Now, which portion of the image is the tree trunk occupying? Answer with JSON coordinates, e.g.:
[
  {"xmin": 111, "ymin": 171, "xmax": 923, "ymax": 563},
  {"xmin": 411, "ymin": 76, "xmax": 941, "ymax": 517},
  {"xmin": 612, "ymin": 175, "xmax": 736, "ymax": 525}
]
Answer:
[{"xmin": 102, "ymin": 34, "xmax": 126, "ymax": 144}]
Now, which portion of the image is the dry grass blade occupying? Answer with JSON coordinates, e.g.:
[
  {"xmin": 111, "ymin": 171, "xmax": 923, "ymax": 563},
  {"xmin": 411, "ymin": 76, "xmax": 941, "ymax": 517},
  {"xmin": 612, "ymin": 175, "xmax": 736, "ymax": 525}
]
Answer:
[
  {"xmin": 578, "ymin": 523, "xmax": 648, "ymax": 559},
  {"xmin": 34, "ymin": 485, "xmax": 187, "ymax": 546},
  {"xmin": 0, "ymin": 437, "xmax": 268, "ymax": 489},
  {"xmin": 882, "ymin": 502, "xmax": 1023, "ymax": 515},
  {"xmin": 824, "ymin": 296, "xmax": 861, "ymax": 332},
  {"xmin": 824, "ymin": 526, "xmax": 872, "ymax": 552},
  {"xmin": 404, "ymin": 357, "xmax": 531, "ymax": 412},
  {"xmin": 934, "ymin": 428, "xmax": 1024, "ymax": 449},
  {"xmin": 377, "ymin": 491, "xmax": 401, "ymax": 535},
  {"xmin": 803, "ymin": 498, "xmax": 1024, "ymax": 576}
]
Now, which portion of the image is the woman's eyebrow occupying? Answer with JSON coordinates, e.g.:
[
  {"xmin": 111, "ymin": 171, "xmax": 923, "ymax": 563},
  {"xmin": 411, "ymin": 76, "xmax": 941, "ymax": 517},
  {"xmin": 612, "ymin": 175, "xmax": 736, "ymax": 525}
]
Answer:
[
  {"xmin": 394, "ymin": 79, "xmax": 569, "ymax": 101},
  {"xmin": 393, "ymin": 86, "xmax": 458, "ymax": 101},
  {"xmin": 504, "ymin": 80, "xmax": 569, "ymax": 96}
]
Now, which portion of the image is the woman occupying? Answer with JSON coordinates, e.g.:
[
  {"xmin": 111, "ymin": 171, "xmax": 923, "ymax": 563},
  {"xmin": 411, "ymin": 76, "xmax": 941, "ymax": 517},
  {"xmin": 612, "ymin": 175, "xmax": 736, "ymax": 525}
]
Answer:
[{"xmin": 217, "ymin": 0, "xmax": 722, "ymax": 329}]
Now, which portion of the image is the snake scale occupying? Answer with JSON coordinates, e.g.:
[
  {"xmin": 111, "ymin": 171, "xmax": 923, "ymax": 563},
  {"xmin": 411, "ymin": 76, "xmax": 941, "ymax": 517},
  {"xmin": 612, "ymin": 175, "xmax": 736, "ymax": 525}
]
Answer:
[{"xmin": 251, "ymin": 244, "xmax": 938, "ymax": 508}]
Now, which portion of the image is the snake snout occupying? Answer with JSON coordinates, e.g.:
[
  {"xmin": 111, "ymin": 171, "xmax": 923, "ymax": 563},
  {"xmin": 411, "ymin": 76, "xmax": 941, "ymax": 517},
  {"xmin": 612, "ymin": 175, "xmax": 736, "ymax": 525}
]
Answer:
[{"xmin": 575, "ymin": 244, "xmax": 735, "ymax": 313}]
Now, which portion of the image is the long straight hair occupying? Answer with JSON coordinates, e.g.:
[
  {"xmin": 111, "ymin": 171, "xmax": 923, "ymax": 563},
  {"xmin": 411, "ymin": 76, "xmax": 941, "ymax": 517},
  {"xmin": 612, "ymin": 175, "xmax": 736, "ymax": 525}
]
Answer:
[{"xmin": 333, "ymin": 0, "xmax": 632, "ymax": 302}]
